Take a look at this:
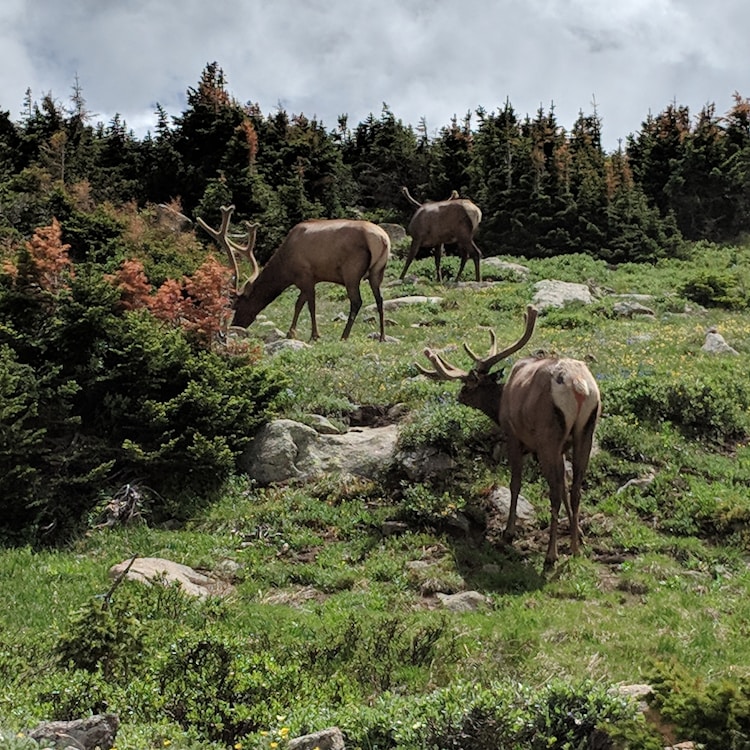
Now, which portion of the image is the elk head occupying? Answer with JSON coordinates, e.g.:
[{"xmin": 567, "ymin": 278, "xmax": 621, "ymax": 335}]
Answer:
[{"xmin": 416, "ymin": 305, "xmax": 539, "ymax": 421}]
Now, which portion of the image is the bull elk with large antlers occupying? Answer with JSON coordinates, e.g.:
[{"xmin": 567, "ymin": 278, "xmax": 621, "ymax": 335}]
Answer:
[
  {"xmin": 197, "ymin": 205, "xmax": 391, "ymax": 341},
  {"xmin": 417, "ymin": 306, "xmax": 601, "ymax": 565},
  {"xmin": 400, "ymin": 186, "xmax": 483, "ymax": 283}
]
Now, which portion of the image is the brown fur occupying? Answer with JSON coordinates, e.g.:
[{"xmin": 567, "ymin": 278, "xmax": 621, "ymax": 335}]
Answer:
[
  {"xmin": 234, "ymin": 219, "xmax": 391, "ymax": 341},
  {"xmin": 197, "ymin": 207, "xmax": 391, "ymax": 341},
  {"xmin": 418, "ymin": 309, "xmax": 601, "ymax": 565},
  {"xmin": 400, "ymin": 186, "xmax": 483, "ymax": 282}
]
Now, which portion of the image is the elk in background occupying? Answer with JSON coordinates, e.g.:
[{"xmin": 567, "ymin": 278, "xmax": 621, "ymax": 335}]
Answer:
[
  {"xmin": 400, "ymin": 186, "xmax": 482, "ymax": 282},
  {"xmin": 416, "ymin": 306, "xmax": 601, "ymax": 566},
  {"xmin": 197, "ymin": 205, "xmax": 391, "ymax": 341}
]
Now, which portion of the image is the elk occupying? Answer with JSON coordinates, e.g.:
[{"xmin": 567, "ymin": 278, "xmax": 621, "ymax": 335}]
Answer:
[
  {"xmin": 197, "ymin": 205, "xmax": 391, "ymax": 341},
  {"xmin": 416, "ymin": 306, "xmax": 601, "ymax": 566},
  {"xmin": 400, "ymin": 186, "xmax": 483, "ymax": 283}
]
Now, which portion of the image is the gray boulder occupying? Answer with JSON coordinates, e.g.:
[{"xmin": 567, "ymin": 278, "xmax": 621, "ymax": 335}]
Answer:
[
  {"xmin": 532, "ymin": 279, "xmax": 594, "ymax": 310},
  {"xmin": 241, "ymin": 419, "xmax": 399, "ymax": 484},
  {"xmin": 29, "ymin": 714, "xmax": 119, "ymax": 750},
  {"xmin": 702, "ymin": 328, "xmax": 739, "ymax": 355},
  {"xmin": 481, "ymin": 257, "xmax": 530, "ymax": 280},
  {"xmin": 109, "ymin": 557, "xmax": 234, "ymax": 599},
  {"xmin": 288, "ymin": 727, "xmax": 345, "ymax": 750}
]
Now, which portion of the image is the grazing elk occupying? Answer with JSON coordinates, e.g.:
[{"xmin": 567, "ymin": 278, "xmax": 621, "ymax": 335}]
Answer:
[
  {"xmin": 400, "ymin": 186, "xmax": 483, "ymax": 283},
  {"xmin": 197, "ymin": 205, "xmax": 391, "ymax": 341},
  {"xmin": 416, "ymin": 306, "xmax": 601, "ymax": 565}
]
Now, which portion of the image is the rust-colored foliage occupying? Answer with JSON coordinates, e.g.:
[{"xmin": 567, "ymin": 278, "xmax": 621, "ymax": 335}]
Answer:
[
  {"xmin": 109, "ymin": 254, "xmax": 233, "ymax": 348},
  {"xmin": 180, "ymin": 255, "xmax": 234, "ymax": 345},
  {"xmin": 149, "ymin": 278, "xmax": 187, "ymax": 324},
  {"xmin": 110, "ymin": 257, "xmax": 153, "ymax": 311},
  {"xmin": 238, "ymin": 119, "xmax": 259, "ymax": 166},
  {"xmin": 25, "ymin": 218, "xmax": 74, "ymax": 292}
]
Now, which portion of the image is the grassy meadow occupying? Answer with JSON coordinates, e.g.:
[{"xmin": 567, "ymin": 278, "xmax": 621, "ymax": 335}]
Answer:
[{"xmin": 2, "ymin": 241, "xmax": 750, "ymax": 749}]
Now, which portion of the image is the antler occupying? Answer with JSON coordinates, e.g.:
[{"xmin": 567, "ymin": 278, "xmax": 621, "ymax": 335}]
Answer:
[
  {"xmin": 401, "ymin": 185, "xmax": 422, "ymax": 209},
  {"xmin": 463, "ymin": 305, "xmax": 538, "ymax": 373},
  {"xmin": 196, "ymin": 205, "xmax": 260, "ymax": 293},
  {"xmin": 415, "ymin": 347, "xmax": 471, "ymax": 381},
  {"xmin": 417, "ymin": 306, "xmax": 538, "ymax": 381}
]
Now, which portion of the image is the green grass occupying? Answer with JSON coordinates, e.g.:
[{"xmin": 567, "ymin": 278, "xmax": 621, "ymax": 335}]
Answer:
[{"xmin": 3, "ymin": 244, "xmax": 750, "ymax": 748}]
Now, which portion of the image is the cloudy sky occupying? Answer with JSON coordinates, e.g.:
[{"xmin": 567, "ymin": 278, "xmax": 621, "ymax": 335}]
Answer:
[{"xmin": 1, "ymin": 0, "xmax": 748, "ymax": 152}]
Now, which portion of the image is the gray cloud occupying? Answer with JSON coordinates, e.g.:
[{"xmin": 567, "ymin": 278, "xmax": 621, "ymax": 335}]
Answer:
[{"xmin": 2, "ymin": 0, "xmax": 749, "ymax": 150}]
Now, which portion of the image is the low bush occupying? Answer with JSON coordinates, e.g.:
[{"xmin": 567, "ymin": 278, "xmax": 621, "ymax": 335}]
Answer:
[{"xmin": 602, "ymin": 362, "xmax": 750, "ymax": 442}]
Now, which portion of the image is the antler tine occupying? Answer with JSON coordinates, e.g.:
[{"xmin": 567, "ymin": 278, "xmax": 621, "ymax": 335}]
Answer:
[
  {"xmin": 463, "ymin": 327, "xmax": 497, "ymax": 364},
  {"xmin": 196, "ymin": 204, "xmax": 241, "ymax": 291},
  {"xmin": 470, "ymin": 305, "xmax": 538, "ymax": 373},
  {"xmin": 228, "ymin": 221, "xmax": 260, "ymax": 286},
  {"xmin": 415, "ymin": 348, "xmax": 470, "ymax": 381}
]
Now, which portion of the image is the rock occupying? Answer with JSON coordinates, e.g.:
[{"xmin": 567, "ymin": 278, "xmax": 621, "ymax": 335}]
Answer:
[
  {"xmin": 487, "ymin": 486, "xmax": 536, "ymax": 526},
  {"xmin": 532, "ymin": 279, "xmax": 594, "ymax": 310},
  {"xmin": 154, "ymin": 204, "xmax": 192, "ymax": 232},
  {"xmin": 613, "ymin": 300, "xmax": 655, "ymax": 317},
  {"xmin": 616, "ymin": 470, "xmax": 656, "ymax": 494},
  {"xmin": 307, "ymin": 414, "xmax": 342, "ymax": 434},
  {"xmin": 378, "ymin": 223, "xmax": 407, "ymax": 244},
  {"xmin": 393, "ymin": 445, "xmax": 457, "ymax": 482},
  {"xmin": 241, "ymin": 419, "xmax": 399, "ymax": 484},
  {"xmin": 382, "ymin": 521, "xmax": 410, "ymax": 536},
  {"xmin": 265, "ymin": 338, "xmax": 311, "ymax": 355},
  {"xmin": 435, "ymin": 591, "xmax": 489, "ymax": 612},
  {"xmin": 702, "ymin": 328, "xmax": 739, "ymax": 355},
  {"xmin": 288, "ymin": 726, "xmax": 345, "ymax": 750},
  {"xmin": 108, "ymin": 557, "xmax": 234, "ymax": 599},
  {"xmin": 29, "ymin": 714, "xmax": 119, "ymax": 750},
  {"xmin": 481, "ymin": 257, "xmax": 530, "ymax": 280}
]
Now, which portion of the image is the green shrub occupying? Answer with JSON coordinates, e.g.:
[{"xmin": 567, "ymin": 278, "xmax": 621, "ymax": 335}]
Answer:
[
  {"xmin": 602, "ymin": 364, "xmax": 750, "ymax": 442},
  {"xmin": 680, "ymin": 270, "xmax": 747, "ymax": 310},
  {"xmin": 0, "ymin": 268, "xmax": 287, "ymax": 540},
  {"xmin": 56, "ymin": 594, "xmax": 144, "ymax": 678},
  {"xmin": 397, "ymin": 483, "xmax": 467, "ymax": 527},
  {"xmin": 651, "ymin": 660, "xmax": 750, "ymax": 748},
  {"xmin": 397, "ymin": 397, "xmax": 492, "ymax": 453}
]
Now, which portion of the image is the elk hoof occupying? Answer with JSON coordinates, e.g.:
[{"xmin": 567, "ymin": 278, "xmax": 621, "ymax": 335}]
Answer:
[{"xmin": 501, "ymin": 527, "xmax": 518, "ymax": 544}]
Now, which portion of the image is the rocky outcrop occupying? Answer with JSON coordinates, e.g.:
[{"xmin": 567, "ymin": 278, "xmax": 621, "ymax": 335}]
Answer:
[
  {"xmin": 108, "ymin": 557, "xmax": 235, "ymax": 599},
  {"xmin": 28, "ymin": 714, "xmax": 119, "ymax": 750},
  {"xmin": 240, "ymin": 419, "xmax": 399, "ymax": 484},
  {"xmin": 532, "ymin": 279, "xmax": 594, "ymax": 310}
]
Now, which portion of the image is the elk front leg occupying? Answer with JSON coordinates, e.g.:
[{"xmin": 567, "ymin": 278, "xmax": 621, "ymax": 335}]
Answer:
[
  {"xmin": 288, "ymin": 292, "xmax": 307, "ymax": 340},
  {"xmin": 503, "ymin": 437, "xmax": 524, "ymax": 543}
]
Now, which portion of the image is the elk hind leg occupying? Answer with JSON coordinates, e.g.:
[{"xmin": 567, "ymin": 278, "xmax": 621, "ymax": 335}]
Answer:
[
  {"xmin": 367, "ymin": 273, "xmax": 386, "ymax": 342},
  {"xmin": 541, "ymin": 455, "xmax": 567, "ymax": 567},
  {"xmin": 569, "ymin": 420, "xmax": 597, "ymax": 555},
  {"xmin": 400, "ymin": 238, "xmax": 421, "ymax": 279}
]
